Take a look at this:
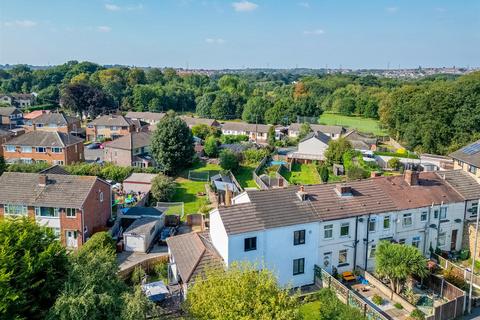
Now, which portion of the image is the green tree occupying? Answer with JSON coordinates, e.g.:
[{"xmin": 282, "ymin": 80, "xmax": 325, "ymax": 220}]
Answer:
[
  {"xmin": 318, "ymin": 165, "xmax": 329, "ymax": 183},
  {"xmin": 184, "ymin": 263, "xmax": 300, "ymax": 320},
  {"xmin": 191, "ymin": 124, "xmax": 211, "ymax": 140},
  {"xmin": 151, "ymin": 174, "xmax": 177, "ymax": 202},
  {"xmin": 375, "ymin": 241, "xmax": 429, "ymax": 298},
  {"xmin": 150, "ymin": 111, "xmax": 195, "ymax": 175},
  {"xmin": 60, "ymin": 83, "xmax": 115, "ymax": 117},
  {"xmin": 0, "ymin": 156, "xmax": 6, "ymax": 175},
  {"xmin": 241, "ymin": 96, "xmax": 273, "ymax": 124},
  {"xmin": 50, "ymin": 232, "xmax": 153, "ymax": 320},
  {"xmin": 298, "ymin": 123, "xmax": 312, "ymax": 140},
  {"xmin": 346, "ymin": 166, "xmax": 368, "ymax": 181},
  {"xmin": 219, "ymin": 149, "xmax": 240, "ymax": 172},
  {"xmin": 267, "ymin": 126, "xmax": 276, "ymax": 146},
  {"xmin": 121, "ymin": 286, "xmax": 158, "ymax": 320},
  {"xmin": 204, "ymin": 136, "xmax": 219, "ymax": 157},
  {"xmin": 324, "ymin": 138, "xmax": 353, "ymax": 164},
  {"xmin": 316, "ymin": 288, "xmax": 365, "ymax": 320},
  {"xmin": 0, "ymin": 218, "xmax": 68, "ymax": 320}
]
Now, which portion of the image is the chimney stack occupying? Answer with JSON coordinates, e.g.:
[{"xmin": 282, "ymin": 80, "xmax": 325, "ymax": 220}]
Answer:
[
  {"xmin": 38, "ymin": 174, "xmax": 47, "ymax": 187},
  {"xmin": 225, "ymin": 186, "xmax": 232, "ymax": 206},
  {"xmin": 296, "ymin": 185, "xmax": 308, "ymax": 201},
  {"xmin": 336, "ymin": 184, "xmax": 353, "ymax": 196},
  {"xmin": 404, "ymin": 170, "xmax": 419, "ymax": 186}
]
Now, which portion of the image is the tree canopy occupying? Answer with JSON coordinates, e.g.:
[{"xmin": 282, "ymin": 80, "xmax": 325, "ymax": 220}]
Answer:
[
  {"xmin": 150, "ymin": 111, "xmax": 195, "ymax": 175},
  {"xmin": 0, "ymin": 218, "xmax": 68, "ymax": 320},
  {"xmin": 184, "ymin": 262, "xmax": 300, "ymax": 320}
]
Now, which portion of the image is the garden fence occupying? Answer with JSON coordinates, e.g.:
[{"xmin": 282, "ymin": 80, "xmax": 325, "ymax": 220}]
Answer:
[
  {"xmin": 432, "ymin": 253, "xmax": 480, "ymax": 290},
  {"xmin": 314, "ymin": 265, "xmax": 391, "ymax": 320},
  {"xmin": 253, "ymin": 156, "xmax": 269, "ymax": 190}
]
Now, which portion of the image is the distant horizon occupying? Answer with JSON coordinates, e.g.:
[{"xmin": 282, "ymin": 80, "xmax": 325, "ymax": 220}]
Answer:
[{"xmin": 1, "ymin": 1, "xmax": 479, "ymax": 69}]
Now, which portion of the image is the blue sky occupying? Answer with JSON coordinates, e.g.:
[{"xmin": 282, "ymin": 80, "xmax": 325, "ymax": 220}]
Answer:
[{"xmin": 1, "ymin": 0, "xmax": 479, "ymax": 69}]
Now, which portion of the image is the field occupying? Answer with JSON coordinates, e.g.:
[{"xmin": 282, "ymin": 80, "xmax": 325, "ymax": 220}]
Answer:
[
  {"xmin": 299, "ymin": 300, "xmax": 321, "ymax": 320},
  {"xmin": 319, "ymin": 112, "xmax": 387, "ymax": 136}
]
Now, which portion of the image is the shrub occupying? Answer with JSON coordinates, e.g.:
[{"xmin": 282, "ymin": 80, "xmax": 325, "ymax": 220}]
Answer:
[
  {"xmin": 220, "ymin": 134, "xmax": 249, "ymax": 144},
  {"xmin": 131, "ymin": 266, "xmax": 146, "ymax": 285},
  {"xmin": 242, "ymin": 148, "xmax": 269, "ymax": 164},
  {"xmin": 219, "ymin": 149, "xmax": 240, "ymax": 172},
  {"xmin": 318, "ymin": 165, "xmax": 329, "ymax": 183},
  {"xmin": 410, "ymin": 309, "xmax": 425, "ymax": 320},
  {"xmin": 191, "ymin": 124, "xmax": 211, "ymax": 140},
  {"xmin": 372, "ymin": 294, "xmax": 383, "ymax": 305},
  {"xmin": 346, "ymin": 166, "xmax": 368, "ymax": 181},
  {"xmin": 387, "ymin": 157, "xmax": 401, "ymax": 170},
  {"xmin": 443, "ymin": 267, "xmax": 468, "ymax": 290},
  {"xmin": 151, "ymin": 174, "xmax": 177, "ymax": 202},
  {"xmin": 394, "ymin": 302, "xmax": 403, "ymax": 309},
  {"xmin": 153, "ymin": 261, "xmax": 168, "ymax": 282},
  {"xmin": 204, "ymin": 136, "xmax": 219, "ymax": 157}
]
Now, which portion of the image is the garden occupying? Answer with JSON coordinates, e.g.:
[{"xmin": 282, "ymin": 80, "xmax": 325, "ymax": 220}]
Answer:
[{"xmin": 318, "ymin": 112, "xmax": 387, "ymax": 136}]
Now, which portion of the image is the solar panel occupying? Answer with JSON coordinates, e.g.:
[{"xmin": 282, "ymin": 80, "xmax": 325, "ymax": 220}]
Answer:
[{"xmin": 463, "ymin": 142, "xmax": 480, "ymax": 155}]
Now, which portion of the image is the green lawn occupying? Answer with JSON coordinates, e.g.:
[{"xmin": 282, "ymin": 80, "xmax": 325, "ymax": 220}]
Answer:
[
  {"xmin": 235, "ymin": 165, "xmax": 257, "ymax": 189},
  {"xmin": 171, "ymin": 162, "xmax": 221, "ymax": 217},
  {"xmin": 281, "ymin": 163, "xmax": 320, "ymax": 185},
  {"xmin": 299, "ymin": 300, "xmax": 321, "ymax": 320},
  {"xmin": 319, "ymin": 112, "xmax": 387, "ymax": 136}
]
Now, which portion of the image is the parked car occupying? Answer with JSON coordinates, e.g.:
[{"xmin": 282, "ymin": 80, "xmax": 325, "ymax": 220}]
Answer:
[
  {"xmin": 159, "ymin": 227, "xmax": 176, "ymax": 244},
  {"xmin": 86, "ymin": 142, "xmax": 101, "ymax": 149}
]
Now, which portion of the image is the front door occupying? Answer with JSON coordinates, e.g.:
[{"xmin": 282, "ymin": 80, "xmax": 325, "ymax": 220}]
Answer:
[
  {"xmin": 66, "ymin": 230, "xmax": 78, "ymax": 248},
  {"xmin": 322, "ymin": 252, "xmax": 333, "ymax": 273},
  {"xmin": 451, "ymin": 229, "xmax": 458, "ymax": 251}
]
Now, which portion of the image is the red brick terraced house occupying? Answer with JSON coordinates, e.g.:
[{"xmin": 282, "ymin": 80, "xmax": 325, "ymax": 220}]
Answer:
[
  {"xmin": 0, "ymin": 172, "xmax": 112, "ymax": 249},
  {"xmin": 2, "ymin": 131, "xmax": 84, "ymax": 165}
]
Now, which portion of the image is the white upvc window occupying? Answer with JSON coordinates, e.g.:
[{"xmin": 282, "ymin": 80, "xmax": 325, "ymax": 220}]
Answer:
[
  {"xmin": 402, "ymin": 213, "xmax": 413, "ymax": 227},
  {"xmin": 338, "ymin": 249, "xmax": 348, "ymax": 264},
  {"xmin": 99, "ymin": 191, "xmax": 104, "ymax": 202},
  {"xmin": 324, "ymin": 224, "xmax": 333, "ymax": 239},
  {"xmin": 368, "ymin": 244, "xmax": 376, "ymax": 258},
  {"xmin": 36, "ymin": 147, "xmax": 46, "ymax": 153},
  {"xmin": 438, "ymin": 232, "xmax": 446, "ymax": 247},
  {"xmin": 421, "ymin": 211, "xmax": 428, "ymax": 222},
  {"xmin": 21, "ymin": 146, "xmax": 32, "ymax": 153},
  {"xmin": 66, "ymin": 208, "xmax": 76, "ymax": 218},
  {"xmin": 412, "ymin": 236, "xmax": 421, "ymax": 248},
  {"xmin": 21, "ymin": 158, "xmax": 32, "ymax": 164},
  {"xmin": 48, "ymin": 123, "xmax": 57, "ymax": 128},
  {"xmin": 368, "ymin": 218, "xmax": 376, "ymax": 232},
  {"xmin": 51, "ymin": 147, "xmax": 62, "ymax": 153},
  {"xmin": 383, "ymin": 216, "xmax": 390, "ymax": 230},
  {"xmin": 340, "ymin": 223, "xmax": 350, "ymax": 237},
  {"xmin": 5, "ymin": 145, "xmax": 16, "ymax": 152},
  {"xmin": 53, "ymin": 160, "xmax": 64, "ymax": 165},
  {"xmin": 4, "ymin": 204, "xmax": 28, "ymax": 216},
  {"xmin": 440, "ymin": 207, "xmax": 447, "ymax": 220}
]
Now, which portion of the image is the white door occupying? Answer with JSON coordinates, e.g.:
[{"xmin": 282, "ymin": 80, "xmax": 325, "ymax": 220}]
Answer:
[
  {"xmin": 322, "ymin": 252, "xmax": 333, "ymax": 273},
  {"xmin": 66, "ymin": 230, "xmax": 78, "ymax": 248}
]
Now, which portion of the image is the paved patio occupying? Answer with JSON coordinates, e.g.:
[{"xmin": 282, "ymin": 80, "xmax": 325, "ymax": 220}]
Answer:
[{"xmin": 351, "ymin": 283, "xmax": 410, "ymax": 320}]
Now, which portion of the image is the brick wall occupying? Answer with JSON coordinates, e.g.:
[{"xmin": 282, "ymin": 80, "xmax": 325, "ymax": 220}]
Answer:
[
  {"xmin": 60, "ymin": 208, "xmax": 83, "ymax": 247},
  {"xmin": 82, "ymin": 179, "xmax": 112, "ymax": 241},
  {"xmin": 103, "ymin": 147, "xmax": 132, "ymax": 166},
  {"xmin": 463, "ymin": 221, "xmax": 480, "ymax": 258},
  {"xmin": 87, "ymin": 126, "xmax": 133, "ymax": 141}
]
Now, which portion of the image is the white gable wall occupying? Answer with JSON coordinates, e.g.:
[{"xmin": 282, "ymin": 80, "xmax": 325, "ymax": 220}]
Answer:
[{"xmin": 297, "ymin": 137, "xmax": 329, "ymax": 157}]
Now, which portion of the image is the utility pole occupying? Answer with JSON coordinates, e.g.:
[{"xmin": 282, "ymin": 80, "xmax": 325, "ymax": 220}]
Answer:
[{"xmin": 468, "ymin": 199, "xmax": 480, "ymax": 313}]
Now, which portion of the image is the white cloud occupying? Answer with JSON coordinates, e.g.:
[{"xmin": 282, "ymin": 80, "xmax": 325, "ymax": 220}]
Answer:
[
  {"xmin": 298, "ymin": 2, "xmax": 310, "ymax": 8},
  {"xmin": 386, "ymin": 6, "xmax": 399, "ymax": 13},
  {"xmin": 104, "ymin": 3, "xmax": 143, "ymax": 11},
  {"xmin": 232, "ymin": 1, "xmax": 258, "ymax": 12},
  {"xmin": 303, "ymin": 29, "xmax": 325, "ymax": 35},
  {"xmin": 3, "ymin": 20, "xmax": 37, "ymax": 28},
  {"xmin": 205, "ymin": 38, "xmax": 225, "ymax": 44},
  {"xmin": 97, "ymin": 26, "xmax": 112, "ymax": 32},
  {"xmin": 105, "ymin": 4, "xmax": 121, "ymax": 11}
]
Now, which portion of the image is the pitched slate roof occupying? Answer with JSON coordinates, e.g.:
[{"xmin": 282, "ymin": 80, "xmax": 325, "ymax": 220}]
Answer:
[
  {"xmin": 299, "ymin": 132, "xmax": 331, "ymax": 144},
  {"xmin": 124, "ymin": 217, "xmax": 159, "ymax": 235},
  {"xmin": 439, "ymin": 170, "xmax": 480, "ymax": 201},
  {"xmin": 125, "ymin": 112, "xmax": 166, "ymax": 122},
  {"xmin": 5, "ymin": 131, "xmax": 83, "ymax": 147},
  {"xmin": 167, "ymin": 232, "xmax": 223, "ymax": 283},
  {"xmin": 0, "ymin": 107, "xmax": 20, "ymax": 116},
  {"xmin": 39, "ymin": 165, "xmax": 70, "ymax": 175},
  {"xmin": 289, "ymin": 123, "xmax": 345, "ymax": 135},
  {"xmin": 0, "ymin": 172, "xmax": 102, "ymax": 208},
  {"xmin": 88, "ymin": 115, "xmax": 134, "ymax": 127},
  {"xmin": 104, "ymin": 132, "xmax": 151, "ymax": 150},
  {"xmin": 221, "ymin": 121, "xmax": 272, "ymax": 133},
  {"xmin": 32, "ymin": 112, "xmax": 79, "ymax": 126},
  {"xmin": 449, "ymin": 139, "xmax": 480, "ymax": 168},
  {"xmin": 217, "ymin": 172, "xmax": 467, "ymax": 235}
]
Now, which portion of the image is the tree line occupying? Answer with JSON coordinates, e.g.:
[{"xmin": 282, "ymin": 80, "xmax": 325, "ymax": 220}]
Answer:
[{"xmin": 1, "ymin": 62, "xmax": 479, "ymax": 154}]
